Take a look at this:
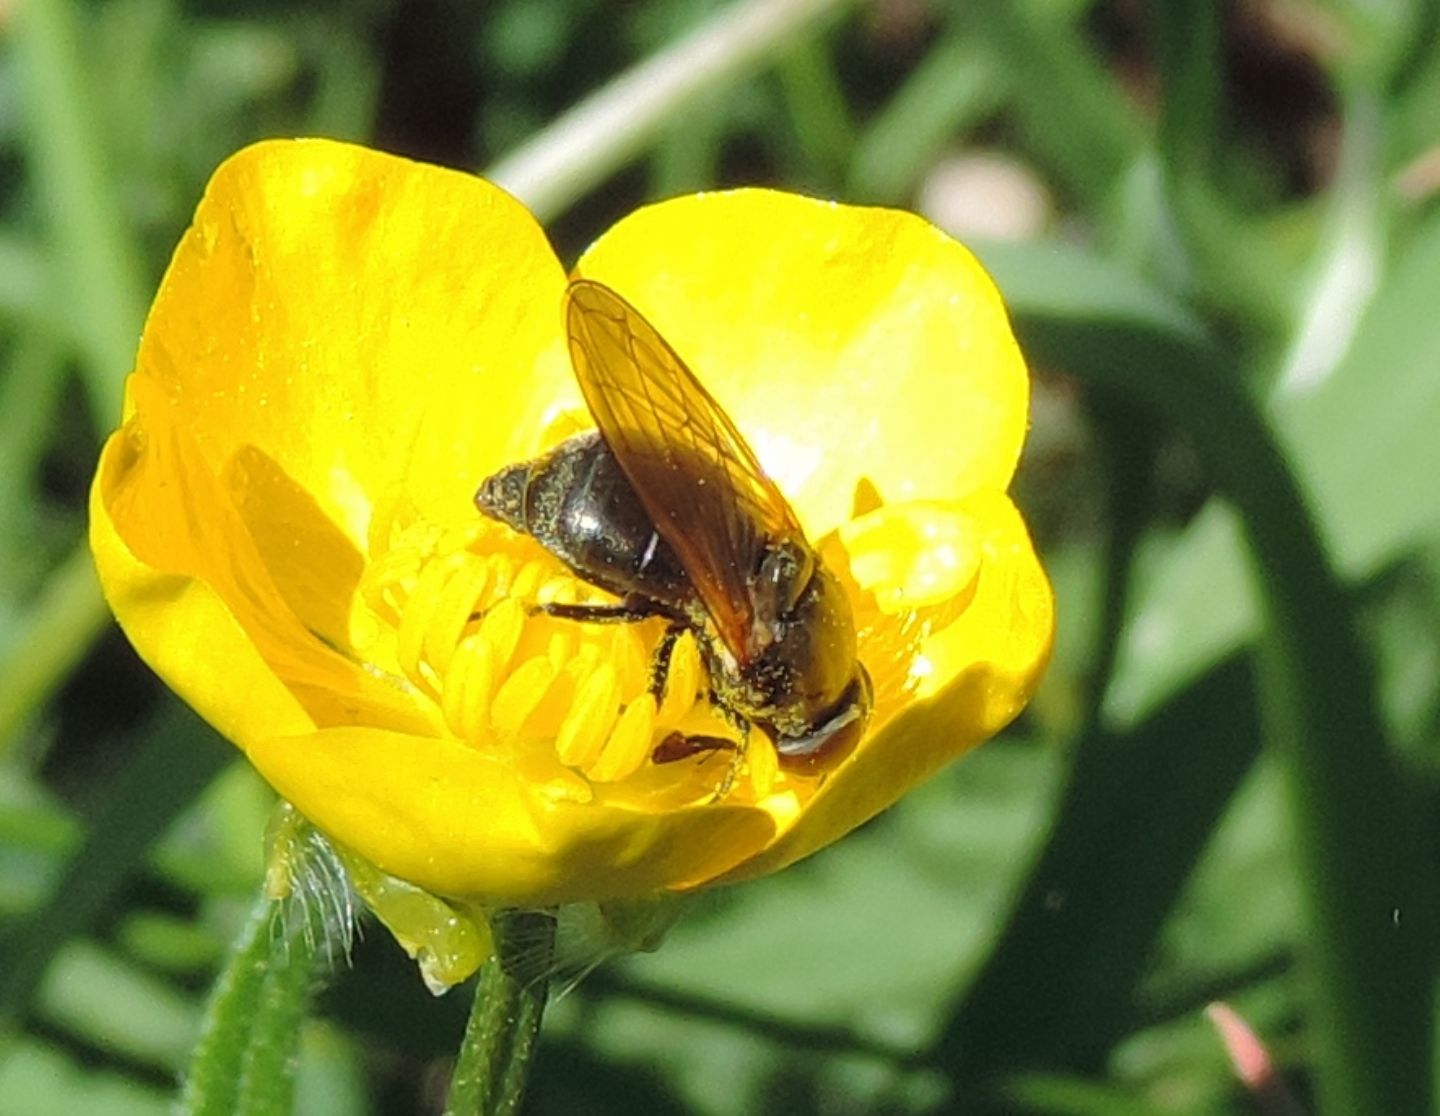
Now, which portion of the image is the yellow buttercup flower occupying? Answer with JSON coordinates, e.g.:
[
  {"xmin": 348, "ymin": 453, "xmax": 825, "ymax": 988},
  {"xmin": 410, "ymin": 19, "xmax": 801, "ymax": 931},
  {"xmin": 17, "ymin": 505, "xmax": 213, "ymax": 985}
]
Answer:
[{"xmin": 90, "ymin": 140, "xmax": 1052, "ymax": 927}]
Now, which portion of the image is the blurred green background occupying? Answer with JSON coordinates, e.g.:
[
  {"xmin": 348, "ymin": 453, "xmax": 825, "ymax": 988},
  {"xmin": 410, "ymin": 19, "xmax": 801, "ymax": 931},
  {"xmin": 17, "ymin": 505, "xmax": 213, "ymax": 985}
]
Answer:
[{"xmin": 2, "ymin": 0, "xmax": 1439, "ymax": 1112}]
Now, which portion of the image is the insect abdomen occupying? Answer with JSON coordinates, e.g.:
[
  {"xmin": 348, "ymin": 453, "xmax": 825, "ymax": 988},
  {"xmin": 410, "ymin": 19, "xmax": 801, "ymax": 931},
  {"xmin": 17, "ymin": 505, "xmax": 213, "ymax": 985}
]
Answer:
[{"xmin": 475, "ymin": 432, "xmax": 694, "ymax": 608}]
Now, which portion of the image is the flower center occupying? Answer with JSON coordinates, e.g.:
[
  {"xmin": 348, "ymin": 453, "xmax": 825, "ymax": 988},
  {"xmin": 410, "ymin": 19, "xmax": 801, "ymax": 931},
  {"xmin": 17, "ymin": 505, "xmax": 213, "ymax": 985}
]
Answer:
[
  {"xmin": 351, "ymin": 486, "xmax": 976, "ymax": 806},
  {"xmin": 357, "ymin": 506, "xmax": 777, "ymax": 801}
]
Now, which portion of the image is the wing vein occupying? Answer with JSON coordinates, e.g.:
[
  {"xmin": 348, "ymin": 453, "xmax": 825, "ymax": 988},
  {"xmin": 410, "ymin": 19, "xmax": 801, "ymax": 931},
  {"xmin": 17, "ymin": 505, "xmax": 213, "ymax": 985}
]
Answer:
[{"xmin": 563, "ymin": 279, "xmax": 807, "ymax": 663}]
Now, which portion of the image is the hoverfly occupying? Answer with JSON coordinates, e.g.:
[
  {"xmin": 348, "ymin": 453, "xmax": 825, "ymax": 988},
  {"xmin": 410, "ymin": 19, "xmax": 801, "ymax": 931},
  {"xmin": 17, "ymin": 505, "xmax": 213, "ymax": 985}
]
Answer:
[{"xmin": 475, "ymin": 279, "xmax": 872, "ymax": 778}]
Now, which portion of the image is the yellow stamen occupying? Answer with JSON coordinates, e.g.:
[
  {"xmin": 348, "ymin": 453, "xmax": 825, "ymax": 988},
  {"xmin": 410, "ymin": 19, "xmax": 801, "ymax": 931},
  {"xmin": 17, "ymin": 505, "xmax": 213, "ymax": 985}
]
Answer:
[
  {"xmin": 355, "ymin": 495, "xmax": 969, "ymax": 803},
  {"xmin": 440, "ymin": 634, "xmax": 496, "ymax": 745},
  {"xmin": 588, "ymin": 694, "xmax": 656, "ymax": 783},
  {"xmin": 509, "ymin": 559, "xmax": 549, "ymax": 602},
  {"xmin": 423, "ymin": 559, "xmax": 491, "ymax": 677},
  {"xmin": 656, "ymin": 631, "xmax": 702, "ymax": 728},
  {"xmin": 491, "ymin": 656, "xmax": 557, "ymax": 738},
  {"xmin": 477, "ymin": 597, "xmax": 526, "ymax": 676},
  {"xmin": 746, "ymin": 734, "xmax": 779, "ymax": 799},
  {"xmin": 609, "ymin": 624, "xmax": 652, "ymax": 700},
  {"xmin": 555, "ymin": 662, "xmax": 621, "ymax": 769},
  {"xmin": 395, "ymin": 550, "xmax": 469, "ymax": 695}
]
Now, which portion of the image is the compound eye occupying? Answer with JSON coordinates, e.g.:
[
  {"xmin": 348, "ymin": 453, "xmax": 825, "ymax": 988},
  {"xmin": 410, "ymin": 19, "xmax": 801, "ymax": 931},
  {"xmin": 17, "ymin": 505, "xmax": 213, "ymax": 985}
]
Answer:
[{"xmin": 757, "ymin": 540, "xmax": 813, "ymax": 616}]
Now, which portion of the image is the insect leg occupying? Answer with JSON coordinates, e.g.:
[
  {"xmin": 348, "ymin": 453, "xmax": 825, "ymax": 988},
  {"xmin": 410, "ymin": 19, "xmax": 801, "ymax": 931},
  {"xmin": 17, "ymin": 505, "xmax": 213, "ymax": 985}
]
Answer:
[
  {"xmin": 466, "ymin": 600, "xmax": 651, "ymax": 625},
  {"xmin": 711, "ymin": 723, "xmax": 750, "ymax": 802},
  {"xmin": 652, "ymin": 732, "xmax": 736, "ymax": 764},
  {"xmin": 536, "ymin": 601, "xmax": 656, "ymax": 624},
  {"xmin": 646, "ymin": 622, "xmax": 685, "ymax": 701},
  {"xmin": 650, "ymin": 723, "xmax": 749, "ymax": 804}
]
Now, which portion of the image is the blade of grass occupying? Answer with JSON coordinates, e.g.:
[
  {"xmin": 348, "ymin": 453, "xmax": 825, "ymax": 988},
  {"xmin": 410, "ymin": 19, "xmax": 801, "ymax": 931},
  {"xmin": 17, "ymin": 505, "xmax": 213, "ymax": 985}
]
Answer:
[
  {"xmin": 973, "ymin": 239, "xmax": 1435, "ymax": 1113},
  {"xmin": 0, "ymin": 334, "xmax": 67, "ymax": 558},
  {"xmin": 650, "ymin": 100, "xmax": 731, "ymax": 199},
  {"xmin": 4, "ymin": 0, "xmax": 152, "ymax": 755},
  {"xmin": 12, "ymin": 0, "xmax": 149, "ymax": 427},
  {"xmin": 847, "ymin": 29, "xmax": 999, "ymax": 205},
  {"xmin": 963, "ymin": 0, "xmax": 1143, "ymax": 208},
  {"xmin": 0, "ymin": 236, "xmax": 57, "ymax": 334},
  {"xmin": 1149, "ymin": 0, "xmax": 1313, "ymax": 331},
  {"xmin": 1152, "ymin": 0, "xmax": 1220, "ymax": 188},
  {"xmin": 774, "ymin": 36, "xmax": 855, "ymax": 189},
  {"xmin": 0, "ymin": 545, "xmax": 112, "ymax": 756},
  {"xmin": 486, "ymin": 0, "xmax": 857, "ymax": 222},
  {"xmin": 0, "ymin": 702, "xmax": 232, "ymax": 1021}
]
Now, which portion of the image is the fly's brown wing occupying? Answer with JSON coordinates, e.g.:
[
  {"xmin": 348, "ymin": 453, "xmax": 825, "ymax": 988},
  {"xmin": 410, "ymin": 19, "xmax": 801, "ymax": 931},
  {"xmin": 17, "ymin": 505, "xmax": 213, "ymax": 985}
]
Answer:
[{"xmin": 564, "ymin": 278, "xmax": 805, "ymax": 664}]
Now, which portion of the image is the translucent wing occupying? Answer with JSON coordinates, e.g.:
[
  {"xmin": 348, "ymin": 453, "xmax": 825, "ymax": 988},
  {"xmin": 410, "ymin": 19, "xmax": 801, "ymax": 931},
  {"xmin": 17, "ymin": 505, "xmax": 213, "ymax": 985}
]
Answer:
[{"xmin": 564, "ymin": 278, "xmax": 805, "ymax": 663}]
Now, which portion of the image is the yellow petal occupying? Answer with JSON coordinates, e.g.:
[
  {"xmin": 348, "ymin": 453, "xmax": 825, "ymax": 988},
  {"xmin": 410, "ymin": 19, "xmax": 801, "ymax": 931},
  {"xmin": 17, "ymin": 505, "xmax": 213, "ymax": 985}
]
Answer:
[
  {"xmin": 90, "ymin": 433, "xmax": 313, "ymax": 749},
  {"xmin": 92, "ymin": 141, "xmax": 1052, "ymax": 920},
  {"xmin": 245, "ymin": 725, "xmax": 779, "ymax": 905},
  {"xmin": 90, "ymin": 373, "xmax": 439, "ymax": 746},
  {"xmin": 138, "ymin": 138, "xmax": 575, "ymax": 548},
  {"xmin": 576, "ymin": 189, "xmax": 1029, "ymax": 538},
  {"xmin": 839, "ymin": 500, "xmax": 983, "ymax": 613}
]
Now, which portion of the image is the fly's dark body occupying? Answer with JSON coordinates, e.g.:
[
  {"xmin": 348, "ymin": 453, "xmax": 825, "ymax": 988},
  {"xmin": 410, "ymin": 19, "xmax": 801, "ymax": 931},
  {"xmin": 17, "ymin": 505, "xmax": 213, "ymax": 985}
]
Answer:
[
  {"xmin": 474, "ymin": 280, "xmax": 872, "ymax": 777},
  {"xmin": 477, "ymin": 432, "xmax": 692, "ymax": 613}
]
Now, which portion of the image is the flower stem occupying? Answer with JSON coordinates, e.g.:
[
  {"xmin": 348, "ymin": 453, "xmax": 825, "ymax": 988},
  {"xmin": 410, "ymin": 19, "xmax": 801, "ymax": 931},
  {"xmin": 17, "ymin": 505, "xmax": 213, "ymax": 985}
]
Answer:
[
  {"xmin": 444, "ymin": 911, "xmax": 556, "ymax": 1116},
  {"xmin": 179, "ymin": 893, "xmax": 324, "ymax": 1116}
]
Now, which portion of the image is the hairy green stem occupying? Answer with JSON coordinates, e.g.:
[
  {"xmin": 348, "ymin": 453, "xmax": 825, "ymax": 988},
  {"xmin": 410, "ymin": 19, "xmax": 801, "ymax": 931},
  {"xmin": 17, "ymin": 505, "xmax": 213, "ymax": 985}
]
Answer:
[
  {"xmin": 180, "ymin": 892, "xmax": 326, "ymax": 1116},
  {"xmin": 444, "ymin": 912, "xmax": 556, "ymax": 1116}
]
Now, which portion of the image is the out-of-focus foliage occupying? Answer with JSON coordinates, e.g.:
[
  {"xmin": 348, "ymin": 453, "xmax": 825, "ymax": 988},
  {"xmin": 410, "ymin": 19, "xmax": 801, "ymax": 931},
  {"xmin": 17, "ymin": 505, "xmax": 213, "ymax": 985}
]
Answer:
[{"xmin": 1, "ymin": 1, "xmax": 1437, "ymax": 1113}]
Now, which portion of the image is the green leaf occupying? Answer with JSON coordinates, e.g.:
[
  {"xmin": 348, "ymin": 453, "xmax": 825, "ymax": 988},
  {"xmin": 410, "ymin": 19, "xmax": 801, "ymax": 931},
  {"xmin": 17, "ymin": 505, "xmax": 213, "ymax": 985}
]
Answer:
[
  {"xmin": 627, "ymin": 744, "xmax": 1056, "ymax": 1042},
  {"xmin": 1103, "ymin": 203, "xmax": 1440, "ymax": 723},
  {"xmin": 937, "ymin": 658, "xmax": 1262, "ymax": 1074},
  {"xmin": 0, "ymin": 702, "xmax": 230, "ymax": 1020},
  {"xmin": 980, "ymin": 237, "xmax": 1436, "ymax": 1113},
  {"xmin": 1104, "ymin": 505, "xmax": 1255, "ymax": 724},
  {"xmin": 37, "ymin": 941, "xmax": 201, "ymax": 1071},
  {"xmin": 1276, "ymin": 207, "xmax": 1440, "ymax": 579},
  {"xmin": 0, "ymin": 1037, "xmax": 169, "ymax": 1116},
  {"xmin": 12, "ymin": 0, "xmax": 150, "ymax": 427},
  {"xmin": 997, "ymin": 1072, "xmax": 1178, "ymax": 1116},
  {"xmin": 847, "ymin": 29, "xmax": 999, "ymax": 205}
]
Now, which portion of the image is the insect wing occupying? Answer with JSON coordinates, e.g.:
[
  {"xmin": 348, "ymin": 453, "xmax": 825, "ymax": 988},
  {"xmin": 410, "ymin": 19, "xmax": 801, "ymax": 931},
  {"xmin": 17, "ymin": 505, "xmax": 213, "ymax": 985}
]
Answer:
[{"xmin": 564, "ymin": 278, "xmax": 804, "ymax": 663}]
